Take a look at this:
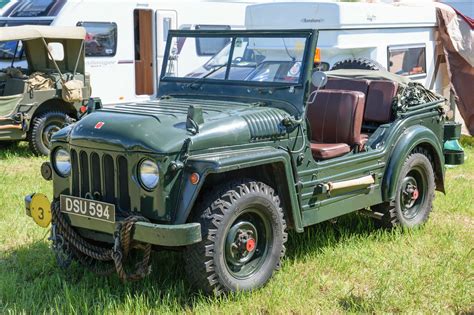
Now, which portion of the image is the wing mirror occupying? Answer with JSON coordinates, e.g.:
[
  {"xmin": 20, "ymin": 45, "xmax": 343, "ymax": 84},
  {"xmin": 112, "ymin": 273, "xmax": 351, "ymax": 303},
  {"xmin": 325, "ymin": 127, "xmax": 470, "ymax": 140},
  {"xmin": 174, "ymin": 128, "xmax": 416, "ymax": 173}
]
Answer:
[{"xmin": 311, "ymin": 71, "xmax": 328, "ymax": 88}]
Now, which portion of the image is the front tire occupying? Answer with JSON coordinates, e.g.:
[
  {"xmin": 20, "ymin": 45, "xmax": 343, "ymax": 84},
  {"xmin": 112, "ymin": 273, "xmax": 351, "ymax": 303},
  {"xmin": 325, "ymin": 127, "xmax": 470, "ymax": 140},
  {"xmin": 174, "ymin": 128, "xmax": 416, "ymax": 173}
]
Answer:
[
  {"xmin": 374, "ymin": 149, "xmax": 435, "ymax": 228},
  {"xmin": 185, "ymin": 180, "xmax": 287, "ymax": 294},
  {"xmin": 27, "ymin": 111, "xmax": 71, "ymax": 156}
]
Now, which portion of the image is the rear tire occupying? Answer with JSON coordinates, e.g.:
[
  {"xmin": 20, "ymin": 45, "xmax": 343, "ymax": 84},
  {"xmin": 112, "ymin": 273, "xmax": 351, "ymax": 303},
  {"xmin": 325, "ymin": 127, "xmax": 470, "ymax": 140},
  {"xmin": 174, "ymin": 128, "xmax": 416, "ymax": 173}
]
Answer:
[
  {"xmin": 184, "ymin": 179, "xmax": 287, "ymax": 294},
  {"xmin": 373, "ymin": 148, "xmax": 435, "ymax": 228},
  {"xmin": 27, "ymin": 111, "xmax": 71, "ymax": 156},
  {"xmin": 331, "ymin": 57, "xmax": 384, "ymax": 71}
]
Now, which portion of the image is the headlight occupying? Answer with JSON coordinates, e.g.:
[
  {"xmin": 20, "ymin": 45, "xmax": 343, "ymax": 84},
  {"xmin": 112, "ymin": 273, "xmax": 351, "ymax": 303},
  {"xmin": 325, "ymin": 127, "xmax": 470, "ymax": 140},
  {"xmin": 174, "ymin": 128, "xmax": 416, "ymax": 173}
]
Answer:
[
  {"xmin": 139, "ymin": 159, "xmax": 159, "ymax": 190},
  {"xmin": 54, "ymin": 148, "xmax": 71, "ymax": 177}
]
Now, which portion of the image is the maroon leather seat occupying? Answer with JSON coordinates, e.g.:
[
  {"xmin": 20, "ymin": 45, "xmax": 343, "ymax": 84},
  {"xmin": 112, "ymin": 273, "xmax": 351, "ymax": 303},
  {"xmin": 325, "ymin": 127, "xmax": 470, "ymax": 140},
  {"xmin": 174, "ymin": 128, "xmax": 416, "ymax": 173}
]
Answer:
[
  {"xmin": 364, "ymin": 80, "xmax": 398, "ymax": 124},
  {"xmin": 307, "ymin": 90, "xmax": 366, "ymax": 160},
  {"xmin": 323, "ymin": 78, "xmax": 398, "ymax": 150},
  {"xmin": 325, "ymin": 77, "xmax": 370, "ymax": 96}
]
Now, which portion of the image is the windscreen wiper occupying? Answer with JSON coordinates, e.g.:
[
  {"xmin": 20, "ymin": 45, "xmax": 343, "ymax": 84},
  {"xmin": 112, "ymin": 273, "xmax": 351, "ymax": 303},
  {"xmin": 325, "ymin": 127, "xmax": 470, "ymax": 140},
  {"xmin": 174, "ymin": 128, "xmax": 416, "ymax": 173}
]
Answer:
[{"xmin": 186, "ymin": 63, "xmax": 228, "ymax": 89}]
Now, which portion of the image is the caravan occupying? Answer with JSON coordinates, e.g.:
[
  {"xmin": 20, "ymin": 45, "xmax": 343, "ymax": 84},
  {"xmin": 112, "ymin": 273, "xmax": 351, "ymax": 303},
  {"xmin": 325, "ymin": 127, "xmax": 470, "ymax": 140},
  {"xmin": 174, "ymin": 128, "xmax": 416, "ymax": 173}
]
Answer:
[{"xmin": 0, "ymin": 0, "xmax": 262, "ymax": 104}]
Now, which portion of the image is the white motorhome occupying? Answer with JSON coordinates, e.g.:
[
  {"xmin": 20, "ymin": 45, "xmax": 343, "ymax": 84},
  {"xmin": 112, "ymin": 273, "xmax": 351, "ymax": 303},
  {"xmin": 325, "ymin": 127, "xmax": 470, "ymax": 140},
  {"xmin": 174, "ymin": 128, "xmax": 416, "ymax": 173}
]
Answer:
[
  {"xmin": 246, "ymin": 1, "xmax": 448, "ymax": 95},
  {"xmin": 0, "ymin": 0, "xmax": 264, "ymax": 104}
]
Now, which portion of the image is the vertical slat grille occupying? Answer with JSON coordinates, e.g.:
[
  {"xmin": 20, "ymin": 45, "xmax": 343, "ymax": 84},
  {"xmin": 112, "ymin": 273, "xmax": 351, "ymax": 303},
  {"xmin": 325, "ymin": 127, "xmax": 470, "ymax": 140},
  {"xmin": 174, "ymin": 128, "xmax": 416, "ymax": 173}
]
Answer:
[
  {"xmin": 79, "ymin": 151, "xmax": 89, "ymax": 197},
  {"xmin": 90, "ymin": 153, "xmax": 101, "ymax": 194},
  {"xmin": 103, "ymin": 154, "xmax": 115, "ymax": 203},
  {"xmin": 70, "ymin": 149, "xmax": 132, "ymax": 211},
  {"xmin": 118, "ymin": 156, "xmax": 130, "ymax": 210},
  {"xmin": 71, "ymin": 149, "xmax": 79, "ymax": 196}
]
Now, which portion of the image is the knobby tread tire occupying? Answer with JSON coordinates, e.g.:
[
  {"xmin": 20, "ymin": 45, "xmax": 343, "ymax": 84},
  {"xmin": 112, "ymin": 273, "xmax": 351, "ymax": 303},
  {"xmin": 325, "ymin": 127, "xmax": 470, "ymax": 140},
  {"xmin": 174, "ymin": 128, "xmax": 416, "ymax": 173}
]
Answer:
[
  {"xmin": 331, "ymin": 57, "xmax": 384, "ymax": 71},
  {"xmin": 184, "ymin": 179, "xmax": 287, "ymax": 295},
  {"xmin": 374, "ymin": 147, "xmax": 435, "ymax": 228},
  {"xmin": 27, "ymin": 111, "xmax": 71, "ymax": 156}
]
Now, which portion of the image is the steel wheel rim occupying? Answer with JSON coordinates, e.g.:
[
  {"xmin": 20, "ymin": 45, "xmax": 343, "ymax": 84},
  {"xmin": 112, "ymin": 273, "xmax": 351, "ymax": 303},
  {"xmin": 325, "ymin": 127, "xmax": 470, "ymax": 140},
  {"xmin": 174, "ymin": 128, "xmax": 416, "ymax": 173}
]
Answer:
[
  {"xmin": 224, "ymin": 207, "xmax": 271, "ymax": 279},
  {"xmin": 400, "ymin": 167, "xmax": 426, "ymax": 220}
]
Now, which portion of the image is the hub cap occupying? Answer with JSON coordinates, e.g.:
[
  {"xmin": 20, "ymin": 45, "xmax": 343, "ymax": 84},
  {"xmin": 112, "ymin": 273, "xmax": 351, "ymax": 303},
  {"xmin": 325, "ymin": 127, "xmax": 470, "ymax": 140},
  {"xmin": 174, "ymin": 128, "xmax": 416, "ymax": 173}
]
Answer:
[
  {"xmin": 400, "ymin": 168, "xmax": 426, "ymax": 220},
  {"xmin": 224, "ymin": 209, "xmax": 271, "ymax": 279}
]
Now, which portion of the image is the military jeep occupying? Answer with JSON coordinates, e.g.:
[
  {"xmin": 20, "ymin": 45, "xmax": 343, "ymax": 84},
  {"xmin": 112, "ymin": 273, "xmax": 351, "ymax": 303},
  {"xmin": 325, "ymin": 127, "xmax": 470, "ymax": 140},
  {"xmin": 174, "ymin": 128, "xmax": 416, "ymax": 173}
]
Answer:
[
  {"xmin": 25, "ymin": 29, "xmax": 463, "ymax": 293},
  {"xmin": 0, "ymin": 25, "xmax": 91, "ymax": 155}
]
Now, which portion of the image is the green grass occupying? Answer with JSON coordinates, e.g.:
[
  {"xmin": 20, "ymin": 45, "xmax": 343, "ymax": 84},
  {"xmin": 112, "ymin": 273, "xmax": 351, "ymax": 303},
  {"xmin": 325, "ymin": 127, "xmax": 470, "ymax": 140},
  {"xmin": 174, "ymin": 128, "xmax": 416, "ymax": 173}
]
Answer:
[{"xmin": 1, "ymin": 140, "xmax": 473, "ymax": 314}]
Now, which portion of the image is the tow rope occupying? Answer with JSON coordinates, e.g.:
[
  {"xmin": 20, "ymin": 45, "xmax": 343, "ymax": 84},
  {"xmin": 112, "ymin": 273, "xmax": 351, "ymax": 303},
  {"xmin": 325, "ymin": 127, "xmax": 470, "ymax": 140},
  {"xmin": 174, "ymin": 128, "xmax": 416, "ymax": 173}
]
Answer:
[{"xmin": 50, "ymin": 201, "xmax": 152, "ymax": 281}]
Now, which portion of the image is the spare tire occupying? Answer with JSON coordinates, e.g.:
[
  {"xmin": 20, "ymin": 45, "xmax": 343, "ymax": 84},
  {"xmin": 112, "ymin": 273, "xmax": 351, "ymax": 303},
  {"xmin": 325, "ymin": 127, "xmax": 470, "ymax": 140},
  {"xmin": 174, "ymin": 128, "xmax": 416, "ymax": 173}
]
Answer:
[{"xmin": 331, "ymin": 58, "xmax": 384, "ymax": 71}]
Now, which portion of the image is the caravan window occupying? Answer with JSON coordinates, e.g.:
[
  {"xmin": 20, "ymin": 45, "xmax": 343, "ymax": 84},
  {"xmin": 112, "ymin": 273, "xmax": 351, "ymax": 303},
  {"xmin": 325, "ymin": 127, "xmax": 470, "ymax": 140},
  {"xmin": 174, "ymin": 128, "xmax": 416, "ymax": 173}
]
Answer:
[
  {"xmin": 9, "ymin": 0, "xmax": 66, "ymax": 17},
  {"xmin": 388, "ymin": 45, "xmax": 426, "ymax": 77},
  {"xmin": 77, "ymin": 22, "xmax": 118, "ymax": 57},
  {"xmin": 0, "ymin": 41, "xmax": 24, "ymax": 60},
  {"xmin": 195, "ymin": 25, "xmax": 231, "ymax": 56}
]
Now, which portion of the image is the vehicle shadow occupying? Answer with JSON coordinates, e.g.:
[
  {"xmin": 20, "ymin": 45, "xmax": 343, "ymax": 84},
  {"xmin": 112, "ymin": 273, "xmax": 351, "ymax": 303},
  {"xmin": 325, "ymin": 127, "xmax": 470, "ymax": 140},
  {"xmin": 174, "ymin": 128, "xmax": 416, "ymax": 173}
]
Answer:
[
  {"xmin": 0, "ymin": 142, "xmax": 37, "ymax": 160},
  {"xmin": 2, "ymin": 213, "xmax": 395, "ymax": 313}
]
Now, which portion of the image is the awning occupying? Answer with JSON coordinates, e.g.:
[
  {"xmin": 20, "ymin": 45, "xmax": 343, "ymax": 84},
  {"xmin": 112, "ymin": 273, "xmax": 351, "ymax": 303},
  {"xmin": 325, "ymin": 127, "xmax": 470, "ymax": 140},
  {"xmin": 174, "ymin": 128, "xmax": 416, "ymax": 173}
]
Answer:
[
  {"xmin": 0, "ymin": 25, "xmax": 86, "ymax": 41},
  {"xmin": 436, "ymin": 3, "xmax": 474, "ymax": 135}
]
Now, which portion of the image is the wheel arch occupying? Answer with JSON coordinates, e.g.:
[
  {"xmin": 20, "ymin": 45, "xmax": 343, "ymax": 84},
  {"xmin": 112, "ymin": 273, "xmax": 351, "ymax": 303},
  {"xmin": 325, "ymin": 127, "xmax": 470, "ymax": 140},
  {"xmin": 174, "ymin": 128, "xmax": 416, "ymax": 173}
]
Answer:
[
  {"xmin": 31, "ymin": 98, "xmax": 78, "ymax": 121},
  {"xmin": 382, "ymin": 125, "xmax": 445, "ymax": 202},
  {"xmin": 174, "ymin": 149, "xmax": 303, "ymax": 232}
]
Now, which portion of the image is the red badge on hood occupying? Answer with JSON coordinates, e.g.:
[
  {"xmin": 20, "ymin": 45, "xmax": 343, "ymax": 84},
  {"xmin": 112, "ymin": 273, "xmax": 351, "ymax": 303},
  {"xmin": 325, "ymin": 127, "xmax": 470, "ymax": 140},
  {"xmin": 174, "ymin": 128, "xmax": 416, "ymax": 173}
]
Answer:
[{"xmin": 95, "ymin": 121, "xmax": 105, "ymax": 129}]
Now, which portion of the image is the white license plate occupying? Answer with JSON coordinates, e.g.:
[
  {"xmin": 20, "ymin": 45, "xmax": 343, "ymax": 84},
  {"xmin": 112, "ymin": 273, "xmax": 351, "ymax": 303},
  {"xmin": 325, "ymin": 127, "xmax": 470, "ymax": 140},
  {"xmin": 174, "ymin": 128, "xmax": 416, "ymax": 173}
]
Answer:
[{"xmin": 60, "ymin": 195, "xmax": 115, "ymax": 223}]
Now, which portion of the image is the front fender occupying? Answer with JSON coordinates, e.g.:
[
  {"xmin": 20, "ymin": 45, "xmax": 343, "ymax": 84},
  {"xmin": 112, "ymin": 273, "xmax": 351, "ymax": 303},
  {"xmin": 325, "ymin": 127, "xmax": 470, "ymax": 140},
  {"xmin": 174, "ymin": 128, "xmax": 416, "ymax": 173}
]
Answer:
[
  {"xmin": 382, "ymin": 125, "xmax": 444, "ymax": 201},
  {"xmin": 174, "ymin": 147, "xmax": 303, "ymax": 232}
]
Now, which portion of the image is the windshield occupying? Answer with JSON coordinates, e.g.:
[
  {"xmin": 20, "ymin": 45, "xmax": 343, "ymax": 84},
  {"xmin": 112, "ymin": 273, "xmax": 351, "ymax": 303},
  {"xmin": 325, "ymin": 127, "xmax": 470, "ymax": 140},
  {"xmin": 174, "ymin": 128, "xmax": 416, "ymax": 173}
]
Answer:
[{"xmin": 162, "ymin": 34, "xmax": 309, "ymax": 85}]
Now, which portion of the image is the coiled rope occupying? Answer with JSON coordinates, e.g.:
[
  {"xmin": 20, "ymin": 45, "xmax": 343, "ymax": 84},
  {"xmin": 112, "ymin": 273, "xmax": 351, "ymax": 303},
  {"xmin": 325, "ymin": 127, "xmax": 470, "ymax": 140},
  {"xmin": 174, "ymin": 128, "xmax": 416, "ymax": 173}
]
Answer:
[{"xmin": 50, "ymin": 201, "xmax": 152, "ymax": 281}]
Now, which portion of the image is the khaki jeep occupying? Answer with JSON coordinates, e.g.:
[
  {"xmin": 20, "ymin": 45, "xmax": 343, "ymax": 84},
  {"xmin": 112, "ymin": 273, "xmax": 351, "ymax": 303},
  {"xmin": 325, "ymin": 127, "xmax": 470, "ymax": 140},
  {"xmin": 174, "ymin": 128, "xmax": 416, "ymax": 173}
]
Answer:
[{"xmin": 0, "ymin": 25, "xmax": 91, "ymax": 155}]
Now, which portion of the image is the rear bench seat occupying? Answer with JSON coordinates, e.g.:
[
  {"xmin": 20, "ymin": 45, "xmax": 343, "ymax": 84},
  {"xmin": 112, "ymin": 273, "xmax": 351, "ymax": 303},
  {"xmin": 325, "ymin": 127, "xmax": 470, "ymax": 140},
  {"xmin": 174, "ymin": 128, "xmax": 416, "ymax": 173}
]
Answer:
[{"xmin": 307, "ymin": 90, "xmax": 365, "ymax": 160}]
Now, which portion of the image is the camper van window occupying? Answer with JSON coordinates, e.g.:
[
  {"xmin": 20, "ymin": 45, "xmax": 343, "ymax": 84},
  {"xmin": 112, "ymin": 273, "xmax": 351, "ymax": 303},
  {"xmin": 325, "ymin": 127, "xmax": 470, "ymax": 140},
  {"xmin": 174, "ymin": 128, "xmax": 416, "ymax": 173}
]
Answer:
[
  {"xmin": 9, "ymin": 0, "xmax": 66, "ymax": 17},
  {"xmin": 77, "ymin": 22, "xmax": 118, "ymax": 57},
  {"xmin": 195, "ymin": 25, "xmax": 231, "ymax": 56},
  {"xmin": 0, "ymin": 41, "xmax": 24, "ymax": 60},
  {"xmin": 388, "ymin": 45, "xmax": 426, "ymax": 77}
]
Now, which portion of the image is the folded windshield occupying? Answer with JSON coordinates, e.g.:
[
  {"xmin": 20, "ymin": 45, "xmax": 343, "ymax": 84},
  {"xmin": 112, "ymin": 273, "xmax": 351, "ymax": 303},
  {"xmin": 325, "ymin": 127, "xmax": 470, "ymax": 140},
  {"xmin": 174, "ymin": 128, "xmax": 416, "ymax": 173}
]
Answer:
[{"xmin": 162, "ymin": 34, "xmax": 309, "ymax": 85}]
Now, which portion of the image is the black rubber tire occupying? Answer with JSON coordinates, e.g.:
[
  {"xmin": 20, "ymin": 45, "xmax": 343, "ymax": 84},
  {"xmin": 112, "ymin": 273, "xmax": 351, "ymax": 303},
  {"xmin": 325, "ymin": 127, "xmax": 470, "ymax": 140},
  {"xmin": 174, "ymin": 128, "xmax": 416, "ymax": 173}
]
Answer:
[
  {"xmin": 27, "ymin": 111, "xmax": 71, "ymax": 156},
  {"xmin": 373, "ymin": 148, "xmax": 435, "ymax": 228},
  {"xmin": 331, "ymin": 57, "xmax": 384, "ymax": 71},
  {"xmin": 184, "ymin": 179, "xmax": 287, "ymax": 294}
]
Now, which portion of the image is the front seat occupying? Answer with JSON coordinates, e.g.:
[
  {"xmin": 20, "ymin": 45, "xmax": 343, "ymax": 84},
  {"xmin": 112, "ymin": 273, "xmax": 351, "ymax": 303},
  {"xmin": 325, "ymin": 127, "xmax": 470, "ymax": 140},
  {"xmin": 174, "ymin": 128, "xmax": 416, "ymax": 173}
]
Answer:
[{"xmin": 307, "ymin": 90, "xmax": 366, "ymax": 160}]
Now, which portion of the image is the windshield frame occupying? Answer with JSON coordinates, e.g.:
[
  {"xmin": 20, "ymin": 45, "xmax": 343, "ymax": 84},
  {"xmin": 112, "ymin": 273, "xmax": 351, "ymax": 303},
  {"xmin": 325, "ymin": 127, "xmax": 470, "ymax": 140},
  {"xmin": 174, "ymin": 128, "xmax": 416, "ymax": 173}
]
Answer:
[{"xmin": 160, "ymin": 29, "xmax": 315, "ymax": 88}]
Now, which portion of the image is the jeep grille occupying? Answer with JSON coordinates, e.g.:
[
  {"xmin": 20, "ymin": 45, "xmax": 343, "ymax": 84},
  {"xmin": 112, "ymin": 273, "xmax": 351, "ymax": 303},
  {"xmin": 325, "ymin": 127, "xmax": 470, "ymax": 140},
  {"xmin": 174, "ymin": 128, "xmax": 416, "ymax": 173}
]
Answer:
[{"xmin": 70, "ymin": 149, "xmax": 130, "ymax": 211}]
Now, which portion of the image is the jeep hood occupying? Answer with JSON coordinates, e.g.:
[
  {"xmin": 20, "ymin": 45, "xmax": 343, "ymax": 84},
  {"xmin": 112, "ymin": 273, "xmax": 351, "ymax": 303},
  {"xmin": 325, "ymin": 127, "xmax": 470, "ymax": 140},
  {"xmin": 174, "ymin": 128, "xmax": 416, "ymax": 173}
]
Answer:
[{"xmin": 55, "ymin": 98, "xmax": 289, "ymax": 153}]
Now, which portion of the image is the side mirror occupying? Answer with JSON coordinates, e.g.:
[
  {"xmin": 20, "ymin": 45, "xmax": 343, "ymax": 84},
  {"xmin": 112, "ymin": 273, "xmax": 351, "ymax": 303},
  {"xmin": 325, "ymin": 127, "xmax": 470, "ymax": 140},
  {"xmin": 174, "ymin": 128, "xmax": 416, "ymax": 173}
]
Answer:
[{"xmin": 311, "ymin": 71, "xmax": 328, "ymax": 88}]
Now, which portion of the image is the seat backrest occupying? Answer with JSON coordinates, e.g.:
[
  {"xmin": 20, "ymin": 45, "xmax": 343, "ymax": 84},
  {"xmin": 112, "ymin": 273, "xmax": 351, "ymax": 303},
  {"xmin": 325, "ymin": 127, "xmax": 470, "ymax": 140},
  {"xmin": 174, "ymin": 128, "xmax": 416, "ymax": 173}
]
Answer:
[
  {"xmin": 364, "ymin": 80, "xmax": 398, "ymax": 123},
  {"xmin": 307, "ymin": 90, "xmax": 365, "ymax": 146},
  {"xmin": 3, "ymin": 78, "xmax": 26, "ymax": 96},
  {"xmin": 325, "ymin": 77, "xmax": 370, "ymax": 96}
]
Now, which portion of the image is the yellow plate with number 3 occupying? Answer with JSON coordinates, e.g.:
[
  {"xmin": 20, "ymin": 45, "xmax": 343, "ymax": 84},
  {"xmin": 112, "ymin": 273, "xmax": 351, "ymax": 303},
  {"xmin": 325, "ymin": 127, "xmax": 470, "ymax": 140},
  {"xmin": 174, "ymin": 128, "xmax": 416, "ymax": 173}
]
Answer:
[{"xmin": 30, "ymin": 193, "xmax": 51, "ymax": 228}]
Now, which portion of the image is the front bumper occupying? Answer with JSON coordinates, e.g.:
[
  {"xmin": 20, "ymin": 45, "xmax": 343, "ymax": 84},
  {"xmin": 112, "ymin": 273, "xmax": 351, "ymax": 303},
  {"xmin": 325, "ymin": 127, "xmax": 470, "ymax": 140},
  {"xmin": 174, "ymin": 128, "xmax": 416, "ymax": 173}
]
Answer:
[{"xmin": 25, "ymin": 194, "xmax": 202, "ymax": 247}]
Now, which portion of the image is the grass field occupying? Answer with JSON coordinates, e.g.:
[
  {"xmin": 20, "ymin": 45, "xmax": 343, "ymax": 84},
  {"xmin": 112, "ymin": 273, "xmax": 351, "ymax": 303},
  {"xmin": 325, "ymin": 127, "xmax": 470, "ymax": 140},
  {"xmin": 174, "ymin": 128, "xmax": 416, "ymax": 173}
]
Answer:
[{"xmin": 0, "ymin": 138, "xmax": 473, "ymax": 314}]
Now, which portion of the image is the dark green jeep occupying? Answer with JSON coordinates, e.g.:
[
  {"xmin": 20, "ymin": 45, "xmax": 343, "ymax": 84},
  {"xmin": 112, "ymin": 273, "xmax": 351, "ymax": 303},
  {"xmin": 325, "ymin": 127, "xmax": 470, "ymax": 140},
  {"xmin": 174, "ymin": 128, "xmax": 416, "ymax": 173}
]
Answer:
[
  {"xmin": 25, "ymin": 29, "xmax": 463, "ymax": 294},
  {"xmin": 0, "ymin": 25, "xmax": 91, "ymax": 155}
]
